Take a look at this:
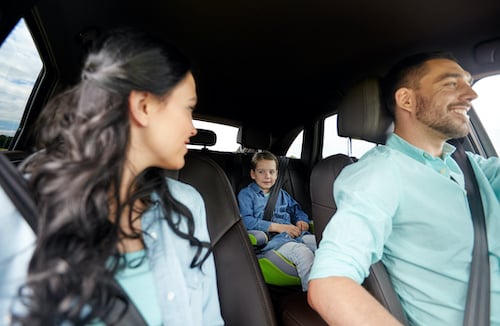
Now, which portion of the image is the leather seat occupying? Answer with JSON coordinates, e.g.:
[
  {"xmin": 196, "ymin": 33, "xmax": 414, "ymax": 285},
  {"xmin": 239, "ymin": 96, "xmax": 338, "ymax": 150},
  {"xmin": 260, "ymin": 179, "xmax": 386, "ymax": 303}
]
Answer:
[
  {"xmin": 167, "ymin": 151, "xmax": 279, "ymax": 325},
  {"xmin": 309, "ymin": 77, "xmax": 409, "ymax": 325}
]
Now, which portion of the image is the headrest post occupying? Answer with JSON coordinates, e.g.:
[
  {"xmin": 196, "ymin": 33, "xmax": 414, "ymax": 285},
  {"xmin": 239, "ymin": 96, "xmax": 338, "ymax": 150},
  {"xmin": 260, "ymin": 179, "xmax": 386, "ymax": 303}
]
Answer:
[{"xmin": 347, "ymin": 138, "xmax": 353, "ymax": 157}]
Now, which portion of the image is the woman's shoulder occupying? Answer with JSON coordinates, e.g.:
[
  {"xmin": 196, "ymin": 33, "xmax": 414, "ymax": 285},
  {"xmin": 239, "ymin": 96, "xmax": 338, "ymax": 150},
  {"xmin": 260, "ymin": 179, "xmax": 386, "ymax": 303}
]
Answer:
[{"xmin": 166, "ymin": 177, "xmax": 201, "ymax": 200}]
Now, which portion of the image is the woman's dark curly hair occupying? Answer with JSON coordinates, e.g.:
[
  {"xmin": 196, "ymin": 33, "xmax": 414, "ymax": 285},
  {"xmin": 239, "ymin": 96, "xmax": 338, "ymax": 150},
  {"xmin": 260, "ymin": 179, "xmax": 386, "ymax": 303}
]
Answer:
[{"xmin": 13, "ymin": 27, "xmax": 211, "ymax": 325}]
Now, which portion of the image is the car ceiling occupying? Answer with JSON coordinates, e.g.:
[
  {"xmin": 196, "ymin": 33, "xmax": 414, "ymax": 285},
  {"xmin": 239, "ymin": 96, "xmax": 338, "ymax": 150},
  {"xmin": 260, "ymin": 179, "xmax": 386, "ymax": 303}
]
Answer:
[{"xmin": 11, "ymin": 0, "xmax": 500, "ymax": 138}]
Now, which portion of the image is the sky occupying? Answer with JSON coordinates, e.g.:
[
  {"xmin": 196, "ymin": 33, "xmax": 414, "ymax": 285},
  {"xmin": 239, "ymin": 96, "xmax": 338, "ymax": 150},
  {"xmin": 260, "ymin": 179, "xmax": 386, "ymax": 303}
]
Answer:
[
  {"xmin": 1, "ymin": 19, "xmax": 499, "ymax": 154},
  {"xmin": 0, "ymin": 19, "xmax": 42, "ymax": 137}
]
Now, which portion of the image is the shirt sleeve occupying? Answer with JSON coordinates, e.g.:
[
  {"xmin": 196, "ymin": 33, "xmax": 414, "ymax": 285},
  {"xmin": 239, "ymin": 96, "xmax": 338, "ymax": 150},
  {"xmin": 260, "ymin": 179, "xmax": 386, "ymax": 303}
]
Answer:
[
  {"xmin": 309, "ymin": 151, "xmax": 400, "ymax": 284},
  {"xmin": 237, "ymin": 186, "xmax": 272, "ymax": 232},
  {"xmin": 166, "ymin": 178, "xmax": 224, "ymax": 325},
  {"xmin": 469, "ymin": 152, "xmax": 500, "ymax": 201},
  {"xmin": 193, "ymin": 193, "xmax": 225, "ymax": 326}
]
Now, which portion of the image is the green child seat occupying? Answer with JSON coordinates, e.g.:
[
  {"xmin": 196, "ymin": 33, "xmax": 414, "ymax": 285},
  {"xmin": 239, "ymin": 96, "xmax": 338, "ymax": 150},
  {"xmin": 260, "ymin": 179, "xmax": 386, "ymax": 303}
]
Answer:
[{"xmin": 247, "ymin": 230, "xmax": 301, "ymax": 286}]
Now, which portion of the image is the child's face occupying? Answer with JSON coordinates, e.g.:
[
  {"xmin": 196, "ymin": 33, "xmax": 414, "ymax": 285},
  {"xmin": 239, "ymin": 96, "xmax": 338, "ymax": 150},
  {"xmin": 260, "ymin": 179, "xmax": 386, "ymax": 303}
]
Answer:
[{"xmin": 250, "ymin": 159, "xmax": 278, "ymax": 194}]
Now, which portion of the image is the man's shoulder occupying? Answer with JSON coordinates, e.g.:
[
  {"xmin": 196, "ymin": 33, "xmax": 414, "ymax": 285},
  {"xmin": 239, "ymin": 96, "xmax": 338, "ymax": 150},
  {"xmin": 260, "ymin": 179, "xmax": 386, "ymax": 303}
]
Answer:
[
  {"xmin": 337, "ymin": 145, "xmax": 400, "ymax": 181},
  {"xmin": 354, "ymin": 145, "xmax": 396, "ymax": 165}
]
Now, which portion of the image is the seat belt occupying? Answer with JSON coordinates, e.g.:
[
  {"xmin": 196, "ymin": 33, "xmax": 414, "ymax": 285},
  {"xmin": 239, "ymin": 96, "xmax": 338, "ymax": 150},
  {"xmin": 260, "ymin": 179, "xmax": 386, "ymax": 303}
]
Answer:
[
  {"xmin": 0, "ymin": 153, "xmax": 147, "ymax": 326},
  {"xmin": 263, "ymin": 156, "xmax": 289, "ymax": 221},
  {"xmin": 449, "ymin": 138, "xmax": 490, "ymax": 326}
]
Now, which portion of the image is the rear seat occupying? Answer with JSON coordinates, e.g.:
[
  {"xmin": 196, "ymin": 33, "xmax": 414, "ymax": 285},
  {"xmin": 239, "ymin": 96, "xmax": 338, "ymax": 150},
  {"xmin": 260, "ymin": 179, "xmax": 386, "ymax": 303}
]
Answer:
[
  {"xmin": 166, "ymin": 152, "xmax": 278, "ymax": 325},
  {"xmin": 190, "ymin": 126, "xmax": 311, "ymax": 216},
  {"xmin": 188, "ymin": 127, "xmax": 325, "ymax": 325}
]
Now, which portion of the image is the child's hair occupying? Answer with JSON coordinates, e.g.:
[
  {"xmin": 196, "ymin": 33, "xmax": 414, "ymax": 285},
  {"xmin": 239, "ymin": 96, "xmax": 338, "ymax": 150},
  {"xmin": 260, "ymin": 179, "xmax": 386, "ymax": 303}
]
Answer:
[{"xmin": 251, "ymin": 150, "xmax": 279, "ymax": 170}]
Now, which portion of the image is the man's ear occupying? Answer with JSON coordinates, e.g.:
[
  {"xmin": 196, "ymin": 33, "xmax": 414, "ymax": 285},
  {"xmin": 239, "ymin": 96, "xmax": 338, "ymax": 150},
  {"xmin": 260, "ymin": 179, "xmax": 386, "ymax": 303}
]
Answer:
[
  {"xmin": 128, "ymin": 90, "xmax": 151, "ymax": 127},
  {"xmin": 394, "ymin": 87, "xmax": 415, "ymax": 113}
]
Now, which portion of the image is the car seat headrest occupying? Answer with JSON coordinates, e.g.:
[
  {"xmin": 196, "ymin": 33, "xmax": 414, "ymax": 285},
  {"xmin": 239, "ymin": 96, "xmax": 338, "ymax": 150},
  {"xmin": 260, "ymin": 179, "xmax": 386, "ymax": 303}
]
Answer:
[
  {"xmin": 190, "ymin": 128, "xmax": 217, "ymax": 147},
  {"xmin": 337, "ymin": 77, "xmax": 394, "ymax": 144},
  {"xmin": 237, "ymin": 125, "xmax": 271, "ymax": 150}
]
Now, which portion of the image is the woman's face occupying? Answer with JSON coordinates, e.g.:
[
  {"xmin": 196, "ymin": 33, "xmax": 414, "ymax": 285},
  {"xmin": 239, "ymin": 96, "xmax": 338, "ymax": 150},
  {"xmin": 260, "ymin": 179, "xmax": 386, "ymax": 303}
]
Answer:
[{"xmin": 130, "ymin": 72, "xmax": 198, "ymax": 171}]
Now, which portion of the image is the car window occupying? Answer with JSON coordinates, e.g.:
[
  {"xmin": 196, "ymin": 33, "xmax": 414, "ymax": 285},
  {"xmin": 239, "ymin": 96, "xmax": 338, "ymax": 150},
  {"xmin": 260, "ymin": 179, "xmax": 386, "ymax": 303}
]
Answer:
[
  {"xmin": 286, "ymin": 131, "xmax": 303, "ymax": 158},
  {"xmin": 0, "ymin": 18, "xmax": 43, "ymax": 150},
  {"xmin": 286, "ymin": 115, "xmax": 375, "ymax": 159},
  {"xmin": 322, "ymin": 114, "xmax": 375, "ymax": 158},
  {"xmin": 472, "ymin": 75, "xmax": 500, "ymax": 154},
  {"xmin": 191, "ymin": 120, "xmax": 240, "ymax": 152}
]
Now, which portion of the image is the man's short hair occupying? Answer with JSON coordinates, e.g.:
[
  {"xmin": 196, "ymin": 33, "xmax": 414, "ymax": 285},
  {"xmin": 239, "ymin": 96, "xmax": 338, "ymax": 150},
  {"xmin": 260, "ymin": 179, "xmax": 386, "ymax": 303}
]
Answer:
[{"xmin": 381, "ymin": 51, "xmax": 457, "ymax": 115}]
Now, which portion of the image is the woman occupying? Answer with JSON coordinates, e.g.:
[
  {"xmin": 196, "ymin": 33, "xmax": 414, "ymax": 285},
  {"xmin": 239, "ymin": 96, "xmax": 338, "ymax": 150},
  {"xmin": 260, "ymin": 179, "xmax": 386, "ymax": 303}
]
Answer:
[{"xmin": 14, "ymin": 27, "xmax": 224, "ymax": 325}]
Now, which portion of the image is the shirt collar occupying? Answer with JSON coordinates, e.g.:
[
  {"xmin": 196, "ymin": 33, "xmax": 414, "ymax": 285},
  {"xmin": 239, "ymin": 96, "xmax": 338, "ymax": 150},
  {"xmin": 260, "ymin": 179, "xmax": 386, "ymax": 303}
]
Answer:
[
  {"xmin": 248, "ymin": 181, "xmax": 263, "ymax": 194},
  {"xmin": 386, "ymin": 133, "xmax": 456, "ymax": 163}
]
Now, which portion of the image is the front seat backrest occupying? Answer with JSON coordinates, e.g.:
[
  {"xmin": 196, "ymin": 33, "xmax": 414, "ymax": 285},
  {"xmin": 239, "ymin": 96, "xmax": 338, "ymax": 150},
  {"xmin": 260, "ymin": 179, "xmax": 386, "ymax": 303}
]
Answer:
[
  {"xmin": 172, "ymin": 151, "xmax": 278, "ymax": 326},
  {"xmin": 310, "ymin": 77, "xmax": 409, "ymax": 325}
]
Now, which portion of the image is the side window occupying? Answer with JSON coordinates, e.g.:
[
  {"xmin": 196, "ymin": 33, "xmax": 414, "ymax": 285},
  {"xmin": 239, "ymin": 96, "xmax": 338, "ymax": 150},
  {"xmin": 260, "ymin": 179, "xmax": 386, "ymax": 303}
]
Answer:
[
  {"xmin": 472, "ymin": 75, "xmax": 500, "ymax": 154},
  {"xmin": 0, "ymin": 19, "xmax": 43, "ymax": 150},
  {"xmin": 286, "ymin": 131, "xmax": 303, "ymax": 158},
  {"xmin": 190, "ymin": 120, "xmax": 240, "ymax": 152},
  {"xmin": 322, "ymin": 114, "xmax": 374, "ymax": 158}
]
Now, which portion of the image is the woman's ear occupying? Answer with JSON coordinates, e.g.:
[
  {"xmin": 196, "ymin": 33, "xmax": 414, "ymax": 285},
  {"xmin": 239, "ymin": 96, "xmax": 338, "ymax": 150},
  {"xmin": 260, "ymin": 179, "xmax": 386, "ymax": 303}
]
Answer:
[
  {"xmin": 394, "ymin": 87, "xmax": 415, "ymax": 113},
  {"xmin": 128, "ymin": 90, "xmax": 151, "ymax": 127}
]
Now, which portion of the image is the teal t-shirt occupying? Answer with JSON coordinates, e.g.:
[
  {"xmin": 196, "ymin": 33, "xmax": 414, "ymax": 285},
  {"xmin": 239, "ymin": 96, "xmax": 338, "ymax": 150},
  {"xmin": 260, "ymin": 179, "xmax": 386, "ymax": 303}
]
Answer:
[{"xmin": 114, "ymin": 249, "xmax": 162, "ymax": 326}]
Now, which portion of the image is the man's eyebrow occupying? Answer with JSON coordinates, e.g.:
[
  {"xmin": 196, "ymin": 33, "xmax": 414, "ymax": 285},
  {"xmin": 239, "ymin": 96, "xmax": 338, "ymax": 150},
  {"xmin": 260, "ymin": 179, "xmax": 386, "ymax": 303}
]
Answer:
[{"xmin": 436, "ymin": 72, "xmax": 473, "ymax": 84}]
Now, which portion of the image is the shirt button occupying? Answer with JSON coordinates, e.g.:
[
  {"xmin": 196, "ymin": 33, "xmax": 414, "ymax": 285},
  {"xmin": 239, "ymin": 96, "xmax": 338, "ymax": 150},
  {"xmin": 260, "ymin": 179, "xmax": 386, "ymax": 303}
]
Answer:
[
  {"xmin": 150, "ymin": 232, "xmax": 157, "ymax": 239},
  {"xmin": 439, "ymin": 168, "xmax": 447, "ymax": 174},
  {"xmin": 167, "ymin": 291, "xmax": 175, "ymax": 300}
]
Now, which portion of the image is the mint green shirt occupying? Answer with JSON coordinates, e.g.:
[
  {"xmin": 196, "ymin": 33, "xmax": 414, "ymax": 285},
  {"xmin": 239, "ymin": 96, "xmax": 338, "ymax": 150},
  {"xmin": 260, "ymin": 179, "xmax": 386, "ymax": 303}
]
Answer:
[{"xmin": 310, "ymin": 133, "xmax": 500, "ymax": 325}]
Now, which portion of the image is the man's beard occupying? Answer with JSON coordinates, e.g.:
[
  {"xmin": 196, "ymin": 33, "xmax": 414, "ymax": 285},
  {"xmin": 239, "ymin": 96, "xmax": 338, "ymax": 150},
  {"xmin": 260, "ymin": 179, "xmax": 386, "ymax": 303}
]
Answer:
[{"xmin": 415, "ymin": 94, "xmax": 470, "ymax": 140}]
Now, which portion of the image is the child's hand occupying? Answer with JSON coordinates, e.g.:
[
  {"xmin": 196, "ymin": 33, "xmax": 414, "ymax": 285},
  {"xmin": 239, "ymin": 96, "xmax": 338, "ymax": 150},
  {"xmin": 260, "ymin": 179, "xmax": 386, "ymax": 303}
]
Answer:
[
  {"xmin": 296, "ymin": 220, "xmax": 309, "ymax": 232},
  {"xmin": 270, "ymin": 223, "xmax": 301, "ymax": 238}
]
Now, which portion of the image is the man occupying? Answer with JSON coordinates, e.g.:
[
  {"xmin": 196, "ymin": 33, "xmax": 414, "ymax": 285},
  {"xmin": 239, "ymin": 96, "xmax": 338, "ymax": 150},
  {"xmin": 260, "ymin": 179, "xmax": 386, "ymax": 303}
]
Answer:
[{"xmin": 308, "ymin": 52, "xmax": 500, "ymax": 325}]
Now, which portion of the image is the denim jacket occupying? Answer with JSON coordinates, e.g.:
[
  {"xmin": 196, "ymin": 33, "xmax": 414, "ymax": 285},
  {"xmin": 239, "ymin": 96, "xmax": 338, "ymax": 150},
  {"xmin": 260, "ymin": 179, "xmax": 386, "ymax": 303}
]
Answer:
[{"xmin": 238, "ymin": 181, "xmax": 311, "ymax": 252}]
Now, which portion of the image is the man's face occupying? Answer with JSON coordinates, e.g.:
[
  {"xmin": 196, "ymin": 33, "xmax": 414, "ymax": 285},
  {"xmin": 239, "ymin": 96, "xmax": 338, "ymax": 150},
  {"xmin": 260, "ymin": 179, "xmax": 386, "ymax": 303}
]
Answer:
[{"xmin": 413, "ymin": 59, "xmax": 478, "ymax": 140}]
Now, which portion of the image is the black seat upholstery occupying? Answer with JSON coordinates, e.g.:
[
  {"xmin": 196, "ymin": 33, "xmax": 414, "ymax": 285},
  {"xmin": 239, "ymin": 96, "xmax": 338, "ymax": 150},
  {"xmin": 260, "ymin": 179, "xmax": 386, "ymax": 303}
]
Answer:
[
  {"xmin": 309, "ymin": 77, "xmax": 409, "ymax": 325},
  {"xmin": 310, "ymin": 153, "xmax": 357, "ymax": 245},
  {"xmin": 232, "ymin": 126, "xmax": 324, "ymax": 325},
  {"xmin": 168, "ymin": 151, "xmax": 278, "ymax": 326},
  {"xmin": 187, "ymin": 126, "xmax": 323, "ymax": 325}
]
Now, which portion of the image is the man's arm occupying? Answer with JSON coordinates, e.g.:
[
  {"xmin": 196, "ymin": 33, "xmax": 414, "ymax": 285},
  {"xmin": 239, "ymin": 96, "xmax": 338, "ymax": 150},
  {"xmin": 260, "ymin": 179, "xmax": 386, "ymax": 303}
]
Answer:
[{"xmin": 308, "ymin": 276, "xmax": 402, "ymax": 326}]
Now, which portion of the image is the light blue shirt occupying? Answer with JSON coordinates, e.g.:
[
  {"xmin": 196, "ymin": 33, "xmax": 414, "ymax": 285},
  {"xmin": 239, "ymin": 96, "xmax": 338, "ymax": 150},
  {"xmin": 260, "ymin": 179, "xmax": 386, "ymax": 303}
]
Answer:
[
  {"xmin": 0, "ymin": 186, "xmax": 36, "ymax": 325},
  {"xmin": 310, "ymin": 133, "xmax": 500, "ymax": 326},
  {"xmin": 0, "ymin": 177, "xmax": 224, "ymax": 326}
]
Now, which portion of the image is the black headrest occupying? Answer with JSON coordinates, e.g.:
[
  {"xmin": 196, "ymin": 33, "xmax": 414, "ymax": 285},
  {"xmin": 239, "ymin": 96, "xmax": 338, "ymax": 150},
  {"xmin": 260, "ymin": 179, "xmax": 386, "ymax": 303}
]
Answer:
[
  {"xmin": 190, "ymin": 129, "xmax": 217, "ymax": 147},
  {"xmin": 236, "ymin": 126, "xmax": 271, "ymax": 150},
  {"xmin": 337, "ymin": 77, "xmax": 394, "ymax": 144}
]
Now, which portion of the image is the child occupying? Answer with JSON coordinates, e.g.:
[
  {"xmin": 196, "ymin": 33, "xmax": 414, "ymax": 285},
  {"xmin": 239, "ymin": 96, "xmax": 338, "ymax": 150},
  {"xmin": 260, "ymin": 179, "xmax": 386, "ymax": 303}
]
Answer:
[{"xmin": 237, "ymin": 150, "xmax": 316, "ymax": 291}]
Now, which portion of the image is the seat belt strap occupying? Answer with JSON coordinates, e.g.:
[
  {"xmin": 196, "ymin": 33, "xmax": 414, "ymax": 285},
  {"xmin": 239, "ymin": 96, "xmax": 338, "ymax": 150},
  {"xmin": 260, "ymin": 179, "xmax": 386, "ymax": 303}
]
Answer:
[
  {"xmin": 263, "ymin": 156, "xmax": 289, "ymax": 221},
  {"xmin": 450, "ymin": 139, "xmax": 490, "ymax": 326},
  {"xmin": 0, "ymin": 153, "xmax": 147, "ymax": 326}
]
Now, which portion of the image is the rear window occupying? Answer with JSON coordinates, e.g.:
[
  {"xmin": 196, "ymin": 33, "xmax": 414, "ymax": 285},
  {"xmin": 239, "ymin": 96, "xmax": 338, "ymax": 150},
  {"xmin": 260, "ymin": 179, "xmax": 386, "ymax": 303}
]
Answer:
[{"xmin": 191, "ymin": 120, "xmax": 239, "ymax": 152}]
